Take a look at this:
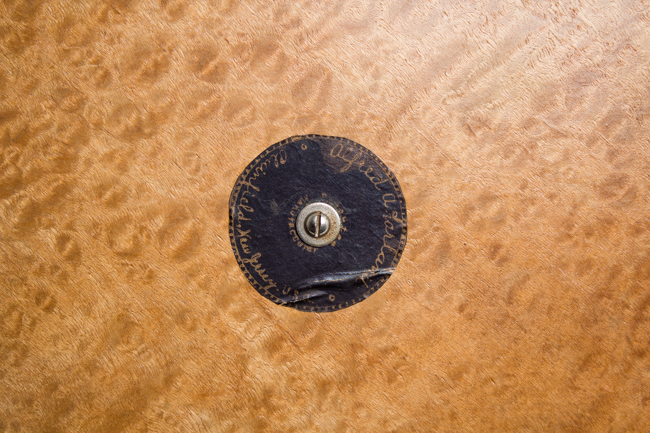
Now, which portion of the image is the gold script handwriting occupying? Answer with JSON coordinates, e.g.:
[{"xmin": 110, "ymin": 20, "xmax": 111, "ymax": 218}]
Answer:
[
  {"xmin": 330, "ymin": 143, "xmax": 389, "ymax": 190},
  {"xmin": 241, "ymin": 252, "xmax": 277, "ymax": 290},
  {"xmin": 237, "ymin": 228, "xmax": 252, "ymax": 254},
  {"xmin": 356, "ymin": 194, "xmax": 403, "ymax": 288},
  {"xmin": 241, "ymin": 149, "xmax": 287, "ymax": 193},
  {"xmin": 235, "ymin": 148, "xmax": 286, "ymax": 291},
  {"xmin": 237, "ymin": 149, "xmax": 287, "ymax": 222}
]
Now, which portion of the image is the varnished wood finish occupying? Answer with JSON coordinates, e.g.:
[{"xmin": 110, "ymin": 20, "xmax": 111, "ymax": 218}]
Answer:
[{"xmin": 1, "ymin": 0, "xmax": 649, "ymax": 431}]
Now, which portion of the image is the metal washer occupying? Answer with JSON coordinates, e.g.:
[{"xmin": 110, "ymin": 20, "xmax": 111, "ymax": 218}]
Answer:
[{"xmin": 296, "ymin": 202, "xmax": 341, "ymax": 248}]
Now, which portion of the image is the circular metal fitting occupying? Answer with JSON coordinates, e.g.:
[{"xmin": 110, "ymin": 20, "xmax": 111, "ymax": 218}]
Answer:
[
  {"xmin": 296, "ymin": 202, "xmax": 341, "ymax": 247},
  {"xmin": 304, "ymin": 211, "xmax": 330, "ymax": 238}
]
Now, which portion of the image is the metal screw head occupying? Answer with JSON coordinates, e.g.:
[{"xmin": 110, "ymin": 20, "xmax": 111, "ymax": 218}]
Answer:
[
  {"xmin": 304, "ymin": 211, "xmax": 330, "ymax": 238},
  {"xmin": 296, "ymin": 202, "xmax": 341, "ymax": 248}
]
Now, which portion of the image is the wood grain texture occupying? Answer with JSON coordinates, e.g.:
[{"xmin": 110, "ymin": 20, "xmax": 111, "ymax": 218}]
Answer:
[{"xmin": 1, "ymin": 0, "xmax": 650, "ymax": 431}]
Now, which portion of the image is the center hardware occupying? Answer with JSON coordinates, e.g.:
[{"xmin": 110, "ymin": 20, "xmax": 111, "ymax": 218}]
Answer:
[{"xmin": 296, "ymin": 202, "xmax": 341, "ymax": 248}]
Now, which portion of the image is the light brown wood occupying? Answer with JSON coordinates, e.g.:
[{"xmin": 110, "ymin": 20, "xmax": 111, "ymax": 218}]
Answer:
[{"xmin": 1, "ymin": 0, "xmax": 650, "ymax": 431}]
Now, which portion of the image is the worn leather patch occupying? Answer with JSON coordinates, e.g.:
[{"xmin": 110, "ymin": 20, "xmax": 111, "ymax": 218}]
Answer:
[{"xmin": 230, "ymin": 135, "xmax": 407, "ymax": 312}]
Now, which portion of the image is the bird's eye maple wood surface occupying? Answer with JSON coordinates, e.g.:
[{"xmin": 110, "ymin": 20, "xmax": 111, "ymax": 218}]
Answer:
[{"xmin": 1, "ymin": 0, "xmax": 650, "ymax": 431}]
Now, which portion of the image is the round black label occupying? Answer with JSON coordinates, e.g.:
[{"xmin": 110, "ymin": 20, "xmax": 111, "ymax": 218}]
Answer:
[{"xmin": 229, "ymin": 135, "xmax": 407, "ymax": 312}]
